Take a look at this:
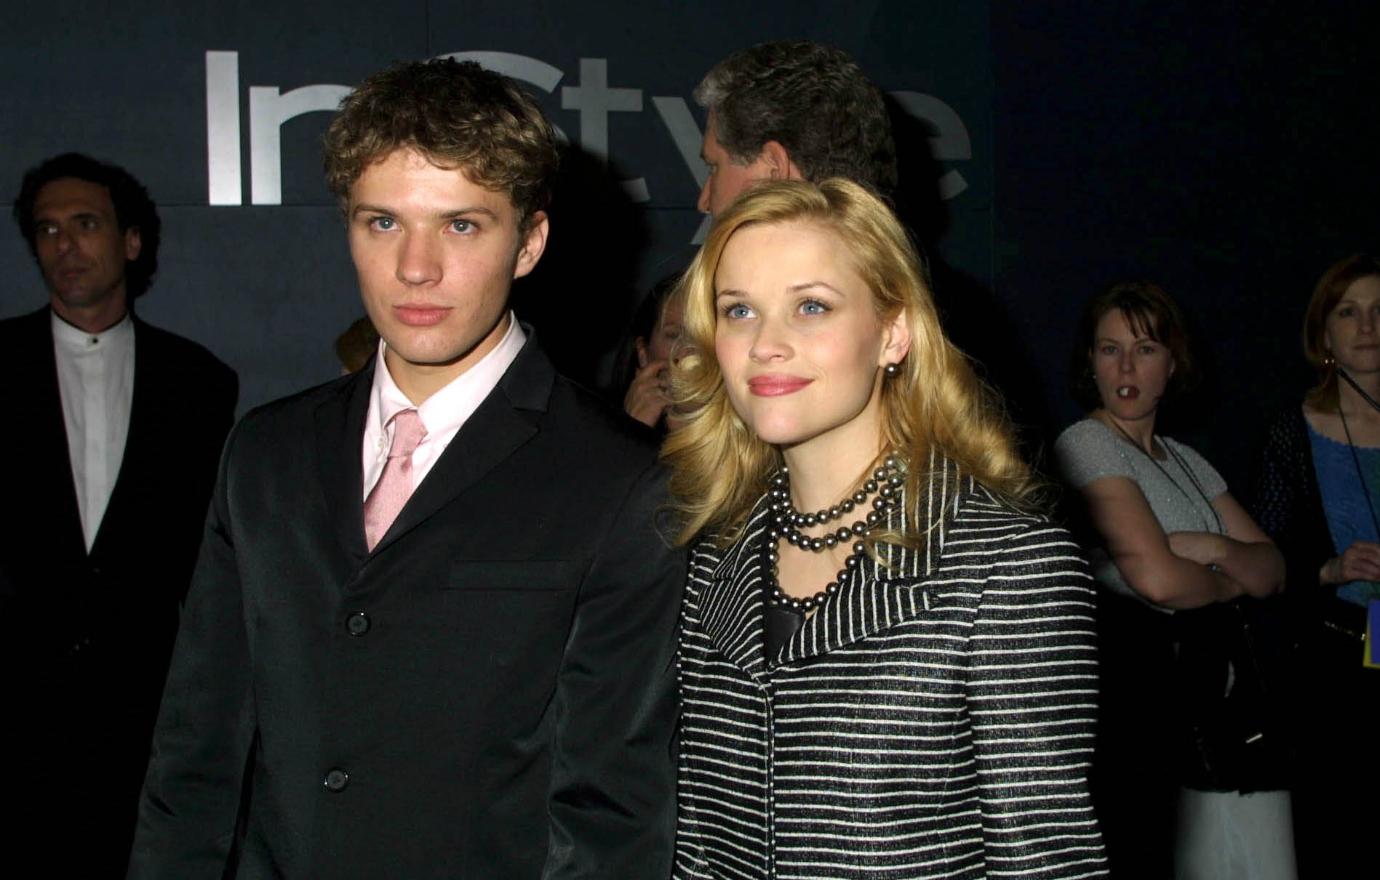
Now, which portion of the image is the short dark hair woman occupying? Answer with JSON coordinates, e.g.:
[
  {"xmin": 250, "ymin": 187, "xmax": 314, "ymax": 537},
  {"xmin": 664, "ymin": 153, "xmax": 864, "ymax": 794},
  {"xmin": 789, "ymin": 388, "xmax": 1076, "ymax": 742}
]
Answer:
[{"xmin": 1054, "ymin": 281, "xmax": 1290, "ymax": 879}]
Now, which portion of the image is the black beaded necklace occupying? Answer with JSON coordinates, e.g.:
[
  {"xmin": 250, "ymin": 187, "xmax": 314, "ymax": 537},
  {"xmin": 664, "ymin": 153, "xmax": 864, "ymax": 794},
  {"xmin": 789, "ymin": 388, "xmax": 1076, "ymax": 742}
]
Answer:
[
  {"xmin": 1103, "ymin": 417, "xmax": 1224, "ymax": 534},
  {"xmin": 1333, "ymin": 368, "xmax": 1380, "ymax": 539},
  {"xmin": 762, "ymin": 456, "xmax": 903, "ymax": 657}
]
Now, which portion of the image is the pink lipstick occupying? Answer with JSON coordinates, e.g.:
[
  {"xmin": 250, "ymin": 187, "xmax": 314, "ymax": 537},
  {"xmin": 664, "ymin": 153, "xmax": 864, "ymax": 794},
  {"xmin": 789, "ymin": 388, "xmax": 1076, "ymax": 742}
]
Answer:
[{"xmin": 748, "ymin": 375, "xmax": 813, "ymax": 397}]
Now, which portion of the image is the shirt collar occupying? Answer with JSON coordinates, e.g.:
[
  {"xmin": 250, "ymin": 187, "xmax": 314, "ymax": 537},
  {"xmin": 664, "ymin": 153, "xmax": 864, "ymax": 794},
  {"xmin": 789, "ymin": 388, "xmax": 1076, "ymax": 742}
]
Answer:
[
  {"xmin": 369, "ymin": 311, "xmax": 527, "ymax": 438},
  {"xmin": 51, "ymin": 309, "xmax": 133, "ymax": 353}
]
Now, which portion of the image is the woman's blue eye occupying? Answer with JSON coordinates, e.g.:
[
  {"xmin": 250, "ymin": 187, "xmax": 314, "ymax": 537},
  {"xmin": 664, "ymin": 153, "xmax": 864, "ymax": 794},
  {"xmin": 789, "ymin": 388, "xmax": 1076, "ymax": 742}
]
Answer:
[
  {"xmin": 800, "ymin": 300, "xmax": 829, "ymax": 315},
  {"xmin": 723, "ymin": 303, "xmax": 752, "ymax": 319}
]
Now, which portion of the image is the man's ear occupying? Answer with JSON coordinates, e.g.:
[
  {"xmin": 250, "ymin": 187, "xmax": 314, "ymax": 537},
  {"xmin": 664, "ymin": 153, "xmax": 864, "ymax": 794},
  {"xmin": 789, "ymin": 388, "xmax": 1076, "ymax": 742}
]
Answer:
[
  {"xmin": 124, "ymin": 227, "xmax": 142, "ymax": 261},
  {"xmin": 513, "ymin": 211, "xmax": 549, "ymax": 279},
  {"xmin": 759, "ymin": 140, "xmax": 804, "ymax": 181}
]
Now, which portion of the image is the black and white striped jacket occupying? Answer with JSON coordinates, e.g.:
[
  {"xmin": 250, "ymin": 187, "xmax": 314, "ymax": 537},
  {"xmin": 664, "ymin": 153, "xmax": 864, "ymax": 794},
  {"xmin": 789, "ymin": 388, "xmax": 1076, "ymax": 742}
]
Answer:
[{"xmin": 674, "ymin": 459, "xmax": 1109, "ymax": 879}]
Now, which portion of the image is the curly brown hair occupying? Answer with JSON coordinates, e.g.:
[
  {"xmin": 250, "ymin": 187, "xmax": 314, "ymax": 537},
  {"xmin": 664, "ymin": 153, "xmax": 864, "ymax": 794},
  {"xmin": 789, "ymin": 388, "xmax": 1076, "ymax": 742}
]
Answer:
[
  {"xmin": 323, "ymin": 58, "xmax": 559, "ymax": 228},
  {"xmin": 695, "ymin": 41, "xmax": 897, "ymax": 197},
  {"xmin": 14, "ymin": 152, "xmax": 161, "ymax": 298}
]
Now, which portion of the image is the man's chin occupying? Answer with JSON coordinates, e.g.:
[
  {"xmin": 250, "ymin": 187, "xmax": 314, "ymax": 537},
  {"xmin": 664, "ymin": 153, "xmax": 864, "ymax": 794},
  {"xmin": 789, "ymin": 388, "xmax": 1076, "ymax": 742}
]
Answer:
[{"xmin": 382, "ymin": 339, "xmax": 479, "ymax": 372}]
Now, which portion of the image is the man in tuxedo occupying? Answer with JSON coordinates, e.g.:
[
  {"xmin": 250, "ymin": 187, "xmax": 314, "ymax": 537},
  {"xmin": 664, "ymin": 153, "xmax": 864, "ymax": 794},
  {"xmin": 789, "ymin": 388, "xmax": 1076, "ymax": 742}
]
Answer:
[
  {"xmin": 693, "ymin": 40, "xmax": 896, "ymax": 216},
  {"xmin": 129, "ymin": 58, "xmax": 681, "ymax": 878},
  {"xmin": 0, "ymin": 153, "xmax": 237, "ymax": 873}
]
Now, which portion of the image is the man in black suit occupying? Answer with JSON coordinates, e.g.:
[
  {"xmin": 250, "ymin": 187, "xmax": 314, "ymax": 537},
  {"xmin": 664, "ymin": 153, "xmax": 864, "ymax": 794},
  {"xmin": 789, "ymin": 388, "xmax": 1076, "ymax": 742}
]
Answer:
[
  {"xmin": 0, "ymin": 153, "xmax": 237, "ymax": 873},
  {"xmin": 129, "ymin": 58, "xmax": 681, "ymax": 878}
]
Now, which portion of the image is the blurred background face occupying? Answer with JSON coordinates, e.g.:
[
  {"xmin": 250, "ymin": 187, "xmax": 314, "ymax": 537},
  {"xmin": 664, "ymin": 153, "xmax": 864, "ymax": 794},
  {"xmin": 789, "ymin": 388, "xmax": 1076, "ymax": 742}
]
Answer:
[
  {"xmin": 1090, "ymin": 308, "xmax": 1174, "ymax": 422},
  {"xmin": 712, "ymin": 220, "xmax": 895, "ymax": 453},
  {"xmin": 1324, "ymin": 275, "xmax": 1380, "ymax": 375},
  {"xmin": 32, "ymin": 177, "xmax": 139, "ymax": 321},
  {"xmin": 696, "ymin": 114, "xmax": 775, "ymax": 217},
  {"xmin": 639, "ymin": 293, "xmax": 685, "ymax": 365}
]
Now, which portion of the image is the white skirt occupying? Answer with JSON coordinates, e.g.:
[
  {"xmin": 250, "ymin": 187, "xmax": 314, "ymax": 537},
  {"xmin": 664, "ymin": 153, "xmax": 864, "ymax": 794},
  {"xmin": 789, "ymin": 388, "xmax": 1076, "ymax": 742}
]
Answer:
[{"xmin": 1175, "ymin": 788, "xmax": 1296, "ymax": 880}]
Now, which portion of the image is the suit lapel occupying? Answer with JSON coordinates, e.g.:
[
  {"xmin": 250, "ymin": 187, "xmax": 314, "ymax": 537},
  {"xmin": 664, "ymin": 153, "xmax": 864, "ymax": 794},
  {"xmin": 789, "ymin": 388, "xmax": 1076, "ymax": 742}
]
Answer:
[
  {"xmin": 369, "ymin": 389, "xmax": 536, "ymax": 555},
  {"xmin": 91, "ymin": 317, "xmax": 151, "ymax": 557},
  {"xmin": 314, "ymin": 365, "xmax": 372, "ymax": 565},
  {"xmin": 775, "ymin": 451, "xmax": 965, "ymax": 666},
  {"xmin": 696, "ymin": 499, "xmax": 773, "ymax": 689},
  {"xmin": 367, "ymin": 335, "xmax": 553, "ymax": 557}
]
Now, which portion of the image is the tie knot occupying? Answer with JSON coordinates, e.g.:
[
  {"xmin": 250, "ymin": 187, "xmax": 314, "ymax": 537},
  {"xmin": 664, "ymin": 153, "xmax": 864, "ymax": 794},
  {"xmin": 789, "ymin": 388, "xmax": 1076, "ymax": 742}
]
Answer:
[{"xmin": 387, "ymin": 409, "xmax": 427, "ymax": 458}]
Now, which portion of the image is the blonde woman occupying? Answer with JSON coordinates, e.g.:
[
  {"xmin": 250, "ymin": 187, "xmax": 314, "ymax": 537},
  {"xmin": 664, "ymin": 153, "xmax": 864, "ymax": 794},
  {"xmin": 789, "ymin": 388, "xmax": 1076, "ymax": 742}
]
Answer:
[{"xmin": 664, "ymin": 178, "xmax": 1107, "ymax": 879}]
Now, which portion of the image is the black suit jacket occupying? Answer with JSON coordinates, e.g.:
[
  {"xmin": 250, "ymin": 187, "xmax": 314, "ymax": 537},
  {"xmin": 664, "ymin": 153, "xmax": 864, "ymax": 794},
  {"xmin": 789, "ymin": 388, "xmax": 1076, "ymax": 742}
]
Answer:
[
  {"xmin": 128, "ymin": 337, "xmax": 682, "ymax": 879},
  {"xmin": 0, "ymin": 306, "xmax": 237, "ymax": 873}
]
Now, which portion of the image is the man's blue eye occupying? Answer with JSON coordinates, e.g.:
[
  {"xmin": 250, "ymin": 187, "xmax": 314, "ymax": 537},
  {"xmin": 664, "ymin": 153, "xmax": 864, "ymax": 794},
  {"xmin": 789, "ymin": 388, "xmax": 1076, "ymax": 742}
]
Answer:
[{"xmin": 451, "ymin": 219, "xmax": 473, "ymax": 233}]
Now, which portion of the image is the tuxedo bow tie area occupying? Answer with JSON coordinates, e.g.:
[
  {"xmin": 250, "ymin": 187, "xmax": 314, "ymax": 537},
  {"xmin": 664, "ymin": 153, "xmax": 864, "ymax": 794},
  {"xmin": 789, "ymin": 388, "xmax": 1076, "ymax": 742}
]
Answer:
[{"xmin": 364, "ymin": 408, "xmax": 427, "ymax": 550}]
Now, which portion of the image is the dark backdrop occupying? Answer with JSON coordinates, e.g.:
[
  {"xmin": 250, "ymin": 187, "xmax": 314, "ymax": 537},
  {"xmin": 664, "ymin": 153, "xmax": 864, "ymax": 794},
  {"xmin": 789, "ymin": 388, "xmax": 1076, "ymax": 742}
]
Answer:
[
  {"xmin": 2, "ymin": 1, "xmax": 1375, "ymax": 493},
  {"xmin": 992, "ymin": 1, "xmax": 1380, "ymax": 489}
]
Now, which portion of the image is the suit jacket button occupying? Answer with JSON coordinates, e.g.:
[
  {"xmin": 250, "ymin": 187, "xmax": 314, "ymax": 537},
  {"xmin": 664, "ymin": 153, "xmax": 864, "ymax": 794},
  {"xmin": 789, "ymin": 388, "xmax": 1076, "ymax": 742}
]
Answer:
[
  {"xmin": 323, "ymin": 768, "xmax": 349, "ymax": 792},
  {"xmin": 346, "ymin": 612, "xmax": 371, "ymax": 636}
]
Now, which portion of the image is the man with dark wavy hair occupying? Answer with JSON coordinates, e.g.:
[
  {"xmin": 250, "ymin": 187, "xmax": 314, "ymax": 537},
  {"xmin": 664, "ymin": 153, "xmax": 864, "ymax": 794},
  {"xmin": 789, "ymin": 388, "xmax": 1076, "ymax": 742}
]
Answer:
[
  {"xmin": 694, "ymin": 40, "xmax": 897, "ymax": 216},
  {"xmin": 130, "ymin": 58, "xmax": 679, "ymax": 879},
  {"xmin": 1, "ymin": 152, "xmax": 236, "ymax": 876}
]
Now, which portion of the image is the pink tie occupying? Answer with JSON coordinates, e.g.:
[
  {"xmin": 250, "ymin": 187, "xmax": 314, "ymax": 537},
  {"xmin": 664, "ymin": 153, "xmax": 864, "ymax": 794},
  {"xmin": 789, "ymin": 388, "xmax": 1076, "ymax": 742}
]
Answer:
[{"xmin": 364, "ymin": 409, "xmax": 427, "ymax": 550}]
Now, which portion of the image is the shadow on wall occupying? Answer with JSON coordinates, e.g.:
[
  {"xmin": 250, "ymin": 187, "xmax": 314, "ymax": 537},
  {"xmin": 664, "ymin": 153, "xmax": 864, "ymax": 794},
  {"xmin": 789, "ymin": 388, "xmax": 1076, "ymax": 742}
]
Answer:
[
  {"xmin": 513, "ymin": 144, "xmax": 650, "ymax": 392},
  {"xmin": 887, "ymin": 96, "xmax": 1053, "ymax": 465}
]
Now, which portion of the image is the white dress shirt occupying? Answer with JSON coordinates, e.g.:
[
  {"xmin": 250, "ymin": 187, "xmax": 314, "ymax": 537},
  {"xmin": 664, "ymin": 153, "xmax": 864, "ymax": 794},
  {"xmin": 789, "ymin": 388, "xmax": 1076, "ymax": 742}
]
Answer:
[
  {"xmin": 52, "ymin": 310, "xmax": 135, "ymax": 551},
  {"xmin": 361, "ymin": 314, "xmax": 527, "ymax": 500}
]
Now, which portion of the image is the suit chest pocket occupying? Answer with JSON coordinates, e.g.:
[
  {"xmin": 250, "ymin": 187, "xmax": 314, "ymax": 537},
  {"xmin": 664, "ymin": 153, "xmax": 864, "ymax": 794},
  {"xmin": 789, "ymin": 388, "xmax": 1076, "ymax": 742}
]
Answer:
[{"xmin": 443, "ymin": 559, "xmax": 580, "ymax": 592}]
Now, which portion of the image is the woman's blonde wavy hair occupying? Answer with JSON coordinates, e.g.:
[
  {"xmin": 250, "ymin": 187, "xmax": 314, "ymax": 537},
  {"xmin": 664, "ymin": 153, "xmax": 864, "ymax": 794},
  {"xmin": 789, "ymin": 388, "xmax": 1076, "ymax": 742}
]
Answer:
[{"xmin": 663, "ymin": 178, "xmax": 1035, "ymax": 548}]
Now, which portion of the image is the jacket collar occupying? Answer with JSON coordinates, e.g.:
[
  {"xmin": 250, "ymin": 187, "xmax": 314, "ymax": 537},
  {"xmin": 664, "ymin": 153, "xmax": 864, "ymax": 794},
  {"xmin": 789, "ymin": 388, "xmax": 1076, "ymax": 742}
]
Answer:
[
  {"xmin": 312, "ymin": 327, "xmax": 557, "ymax": 566},
  {"xmin": 697, "ymin": 449, "xmax": 971, "ymax": 679}
]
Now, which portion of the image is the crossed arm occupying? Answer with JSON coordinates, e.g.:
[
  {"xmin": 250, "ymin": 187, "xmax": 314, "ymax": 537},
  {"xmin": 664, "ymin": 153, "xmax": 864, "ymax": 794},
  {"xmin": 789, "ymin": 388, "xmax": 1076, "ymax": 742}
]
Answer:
[{"xmin": 1079, "ymin": 476, "xmax": 1284, "ymax": 609}]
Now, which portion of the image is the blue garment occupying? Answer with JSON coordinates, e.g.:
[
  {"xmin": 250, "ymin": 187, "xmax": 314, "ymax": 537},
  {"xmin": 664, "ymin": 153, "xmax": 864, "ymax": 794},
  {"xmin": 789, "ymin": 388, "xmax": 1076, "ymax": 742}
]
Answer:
[{"xmin": 1306, "ymin": 421, "xmax": 1380, "ymax": 606}]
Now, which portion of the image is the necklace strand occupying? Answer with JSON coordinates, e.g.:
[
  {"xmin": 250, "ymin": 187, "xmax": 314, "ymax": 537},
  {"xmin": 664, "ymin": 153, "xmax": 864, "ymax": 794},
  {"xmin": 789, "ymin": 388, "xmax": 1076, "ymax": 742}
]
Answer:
[
  {"xmin": 1103, "ymin": 418, "xmax": 1224, "ymax": 534},
  {"xmin": 1330, "ymin": 369, "xmax": 1380, "ymax": 540},
  {"xmin": 1337, "ymin": 367, "xmax": 1380, "ymax": 414},
  {"xmin": 765, "ymin": 455, "xmax": 903, "ymax": 612}
]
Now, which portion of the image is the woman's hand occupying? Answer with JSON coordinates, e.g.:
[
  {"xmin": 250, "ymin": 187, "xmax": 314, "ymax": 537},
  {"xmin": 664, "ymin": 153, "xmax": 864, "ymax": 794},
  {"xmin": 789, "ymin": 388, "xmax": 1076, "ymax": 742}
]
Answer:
[
  {"xmin": 1320, "ymin": 540, "xmax": 1380, "ymax": 585},
  {"xmin": 624, "ymin": 359, "xmax": 671, "ymax": 428}
]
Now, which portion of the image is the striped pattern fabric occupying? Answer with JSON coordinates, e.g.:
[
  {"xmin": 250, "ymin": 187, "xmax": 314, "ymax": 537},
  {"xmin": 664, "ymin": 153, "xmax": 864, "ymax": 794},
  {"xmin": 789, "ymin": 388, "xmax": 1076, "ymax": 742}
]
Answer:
[{"xmin": 674, "ymin": 456, "xmax": 1108, "ymax": 879}]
